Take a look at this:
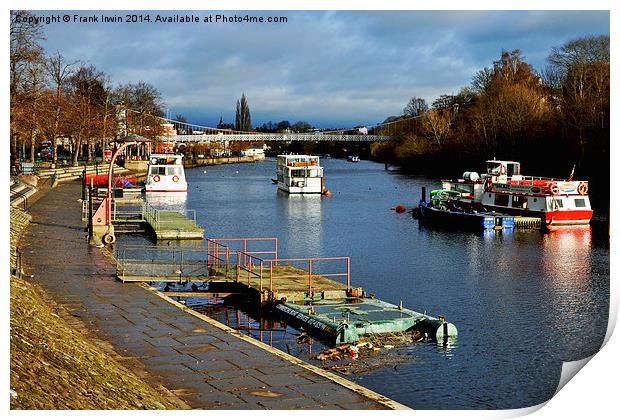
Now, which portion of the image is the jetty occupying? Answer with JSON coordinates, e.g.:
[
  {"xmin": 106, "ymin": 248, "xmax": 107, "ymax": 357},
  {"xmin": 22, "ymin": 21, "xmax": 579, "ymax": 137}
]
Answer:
[{"xmin": 115, "ymin": 238, "xmax": 457, "ymax": 344}]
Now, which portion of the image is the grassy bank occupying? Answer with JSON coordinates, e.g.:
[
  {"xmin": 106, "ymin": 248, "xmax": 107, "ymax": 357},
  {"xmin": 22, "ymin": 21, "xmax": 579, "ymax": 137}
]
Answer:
[{"xmin": 10, "ymin": 206, "xmax": 184, "ymax": 410}]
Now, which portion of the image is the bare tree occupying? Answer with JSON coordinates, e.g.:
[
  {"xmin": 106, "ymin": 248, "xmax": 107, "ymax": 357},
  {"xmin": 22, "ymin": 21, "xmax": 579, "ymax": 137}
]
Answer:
[
  {"xmin": 403, "ymin": 97, "xmax": 428, "ymax": 117},
  {"xmin": 10, "ymin": 11, "xmax": 45, "ymax": 164},
  {"xmin": 114, "ymin": 81, "xmax": 164, "ymax": 135},
  {"xmin": 43, "ymin": 51, "xmax": 76, "ymax": 165},
  {"xmin": 422, "ymin": 109, "xmax": 452, "ymax": 147}
]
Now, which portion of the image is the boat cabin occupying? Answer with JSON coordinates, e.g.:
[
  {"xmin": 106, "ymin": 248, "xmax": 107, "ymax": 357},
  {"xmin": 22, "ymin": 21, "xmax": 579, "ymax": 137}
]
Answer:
[
  {"xmin": 145, "ymin": 154, "xmax": 187, "ymax": 193},
  {"xmin": 276, "ymin": 155, "xmax": 324, "ymax": 194}
]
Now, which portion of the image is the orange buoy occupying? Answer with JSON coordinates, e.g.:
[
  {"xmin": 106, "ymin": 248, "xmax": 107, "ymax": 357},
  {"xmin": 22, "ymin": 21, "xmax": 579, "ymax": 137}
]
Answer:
[
  {"xmin": 394, "ymin": 205, "xmax": 407, "ymax": 213},
  {"xmin": 323, "ymin": 189, "xmax": 332, "ymax": 196}
]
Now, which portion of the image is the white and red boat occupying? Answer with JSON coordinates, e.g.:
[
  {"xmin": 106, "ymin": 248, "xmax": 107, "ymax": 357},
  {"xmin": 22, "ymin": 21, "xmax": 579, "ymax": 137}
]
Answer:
[
  {"xmin": 441, "ymin": 159, "xmax": 593, "ymax": 227},
  {"xmin": 145, "ymin": 154, "xmax": 188, "ymax": 193}
]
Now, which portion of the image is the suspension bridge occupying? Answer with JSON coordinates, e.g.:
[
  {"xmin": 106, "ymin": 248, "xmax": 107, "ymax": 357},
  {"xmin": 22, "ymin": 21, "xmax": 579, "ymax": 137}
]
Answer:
[{"xmin": 124, "ymin": 109, "xmax": 410, "ymax": 143}]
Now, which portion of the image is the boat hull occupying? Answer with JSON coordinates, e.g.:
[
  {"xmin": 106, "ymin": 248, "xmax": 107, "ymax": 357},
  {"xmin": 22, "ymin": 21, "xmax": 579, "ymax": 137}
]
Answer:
[
  {"xmin": 418, "ymin": 201, "xmax": 515, "ymax": 231},
  {"xmin": 473, "ymin": 204, "xmax": 592, "ymax": 226},
  {"xmin": 277, "ymin": 182, "xmax": 323, "ymax": 194}
]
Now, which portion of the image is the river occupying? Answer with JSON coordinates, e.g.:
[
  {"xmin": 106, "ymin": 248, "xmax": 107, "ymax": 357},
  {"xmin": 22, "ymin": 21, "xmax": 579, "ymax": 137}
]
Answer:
[{"xmin": 118, "ymin": 157, "xmax": 609, "ymax": 409}]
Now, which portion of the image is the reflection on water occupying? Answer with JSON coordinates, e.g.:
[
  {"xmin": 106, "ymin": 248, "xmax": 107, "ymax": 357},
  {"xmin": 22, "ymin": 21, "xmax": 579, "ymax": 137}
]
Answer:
[
  {"xmin": 117, "ymin": 159, "xmax": 609, "ymax": 409},
  {"xmin": 276, "ymin": 189, "xmax": 323, "ymax": 257},
  {"xmin": 145, "ymin": 192, "xmax": 187, "ymax": 211}
]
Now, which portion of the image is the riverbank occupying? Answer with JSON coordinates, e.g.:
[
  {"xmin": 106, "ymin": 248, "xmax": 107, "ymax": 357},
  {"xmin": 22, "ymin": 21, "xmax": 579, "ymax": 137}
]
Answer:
[
  {"xmin": 12, "ymin": 182, "xmax": 405, "ymax": 410},
  {"xmin": 123, "ymin": 155, "xmax": 264, "ymax": 174},
  {"xmin": 9, "ymin": 207, "xmax": 185, "ymax": 409}
]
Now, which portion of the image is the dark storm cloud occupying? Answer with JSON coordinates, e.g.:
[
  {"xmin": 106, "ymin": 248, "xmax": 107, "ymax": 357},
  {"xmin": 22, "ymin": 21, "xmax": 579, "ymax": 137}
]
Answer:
[{"xmin": 38, "ymin": 10, "xmax": 609, "ymax": 127}]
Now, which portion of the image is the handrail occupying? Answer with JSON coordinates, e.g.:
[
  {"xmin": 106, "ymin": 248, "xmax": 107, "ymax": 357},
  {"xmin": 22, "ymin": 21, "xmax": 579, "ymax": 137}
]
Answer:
[
  {"xmin": 115, "ymin": 238, "xmax": 352, "ymax": 299},
  {"xmin": 11, "ymin": 189, "xmax": 29, "ymax": 211}
]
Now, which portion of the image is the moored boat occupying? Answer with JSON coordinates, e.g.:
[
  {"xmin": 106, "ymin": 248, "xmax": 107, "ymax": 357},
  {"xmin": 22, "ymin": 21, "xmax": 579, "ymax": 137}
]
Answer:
[
  {"xmin": 441, "ymin": 160, "xmax": 593, "ymax": 227},
  {"xmin": 418, "ymin": 189, "xmax": 515, "ymax": 231},
  {"xmin": 276, "ymin": 155, "xmax": 325, "ymax": 194},
  {"xmin": 145, "ymin": 154, "xmax": 188, "ymax": 193}
]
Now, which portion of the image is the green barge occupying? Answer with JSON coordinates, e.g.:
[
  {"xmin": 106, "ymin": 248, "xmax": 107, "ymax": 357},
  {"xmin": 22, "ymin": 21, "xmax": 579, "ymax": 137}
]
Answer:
[{"xmin": 276, "ymin": 298, "xmax": 457, "ymax": 344}]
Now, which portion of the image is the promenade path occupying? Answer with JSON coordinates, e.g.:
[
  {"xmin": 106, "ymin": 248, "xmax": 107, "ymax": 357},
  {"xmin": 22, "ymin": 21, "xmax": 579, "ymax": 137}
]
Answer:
[{"xmin": 19, "ymin": 182, "xmax": 405, "ymax": 410}]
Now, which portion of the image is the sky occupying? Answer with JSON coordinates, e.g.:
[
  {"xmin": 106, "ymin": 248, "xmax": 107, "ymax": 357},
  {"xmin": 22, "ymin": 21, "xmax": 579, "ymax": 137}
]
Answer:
[{"xmin": 34, "ymin": 10, "xmax": 609, "ymax": 129}]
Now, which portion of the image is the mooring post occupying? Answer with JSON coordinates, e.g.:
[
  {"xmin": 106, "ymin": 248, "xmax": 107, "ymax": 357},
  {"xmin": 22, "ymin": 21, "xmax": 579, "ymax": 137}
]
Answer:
[
  {"xmin": 421, "ymin": 186, "xmax": 426, "ymax": 203},
  {"xmin": 87, "ymin": 181, "xmax": 94, "ymax": 242}
]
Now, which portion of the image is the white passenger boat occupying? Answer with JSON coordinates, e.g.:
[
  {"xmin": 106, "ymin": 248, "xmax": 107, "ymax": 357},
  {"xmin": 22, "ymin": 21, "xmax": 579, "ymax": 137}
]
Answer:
[
  {"xmin": 276, "ymin": 155, "xmax": 325, "ymax": 194},
  {"xmin": 145, "ymin": 154, "xmax": 188, "ymax": 193}
]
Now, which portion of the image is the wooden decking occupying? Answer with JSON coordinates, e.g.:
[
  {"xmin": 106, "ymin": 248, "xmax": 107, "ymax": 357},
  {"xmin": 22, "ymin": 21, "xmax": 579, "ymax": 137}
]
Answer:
[{"xmin": 152, "ymin": 211, "xmax": 204, "ymax": 240}]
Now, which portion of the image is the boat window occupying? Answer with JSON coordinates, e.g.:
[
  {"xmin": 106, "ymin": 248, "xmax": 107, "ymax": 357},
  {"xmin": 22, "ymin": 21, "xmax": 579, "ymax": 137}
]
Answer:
[
  {"xmin": 166, "ymin": 167, "xmax": 176, "ymax": 176},
  {"xmin": 512, "ymin": 195, "xmax": 527, "ymax": 208},
  {"xmin": 158, "ymin": 167, "xmax": 166, "ymax": 175},
  {"xmin": 454, "ymin": 184, "xmax": 474, "ymax": 194},
  {"xmin": 506, "ymin": 163, "xmax": 520, "ymax": 176},
  {"xmin": 552, "ymin": 198, "xmax": 564, "ymax": 210},
  {"xmin": 574, "ymin": 198, "xmax": 587, "ymax": 208},
  {"xmin": 494, "ymin": 194, "xmax": 509, "ymax": 207},
  {"xmin": 150, "ymin": 167, "xmax": 159, "ymax": 175},
  {"xmin": 487, "ymin": 162, "xmax": 502, "ymax": 175}
]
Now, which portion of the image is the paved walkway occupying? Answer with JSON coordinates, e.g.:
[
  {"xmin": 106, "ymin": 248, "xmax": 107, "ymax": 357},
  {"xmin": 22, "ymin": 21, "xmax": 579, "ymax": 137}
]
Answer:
[{"xmin": 20, "ymin": 182, "xmax": 404, "ymax": 410}]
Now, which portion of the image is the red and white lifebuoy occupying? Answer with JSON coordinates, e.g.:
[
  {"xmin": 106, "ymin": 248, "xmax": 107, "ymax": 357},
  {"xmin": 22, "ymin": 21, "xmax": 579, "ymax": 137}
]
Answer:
[
  {"xmin": 550, "ymin": 183, "xmax": 559, "ymax": 195},
  {"xmin": 153, "ymin": 175, "xmax": 160, "ymax": 183},
  {"xmin": 577, "ymin": 182, "xmax": 588, "ymax": 195},
  {"xmin": 172, "ymin": 175, "xmax": 179, "ymax": 182}
]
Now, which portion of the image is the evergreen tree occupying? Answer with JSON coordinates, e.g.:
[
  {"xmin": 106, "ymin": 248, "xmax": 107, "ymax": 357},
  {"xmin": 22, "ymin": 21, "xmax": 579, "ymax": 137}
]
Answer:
[{"xmin": 235, "ymin": 93, "xmax": 252, "ymax": 131}]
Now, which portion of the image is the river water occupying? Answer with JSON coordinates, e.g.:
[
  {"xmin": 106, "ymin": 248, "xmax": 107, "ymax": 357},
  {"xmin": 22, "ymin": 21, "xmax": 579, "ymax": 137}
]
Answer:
[{"xmin": 119, "ymin": 157, "xmax": 609, "ymax": 409}]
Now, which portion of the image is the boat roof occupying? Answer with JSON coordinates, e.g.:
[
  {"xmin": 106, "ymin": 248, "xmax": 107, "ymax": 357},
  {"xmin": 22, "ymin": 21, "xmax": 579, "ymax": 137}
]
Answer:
[{"xmin": 277, "ymin": 154, "xmax": 319, "ymax": 159}]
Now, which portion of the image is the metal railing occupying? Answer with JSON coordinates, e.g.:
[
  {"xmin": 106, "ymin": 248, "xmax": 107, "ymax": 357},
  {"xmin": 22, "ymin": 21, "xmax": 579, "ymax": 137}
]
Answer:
[
  {"xmin": 115, "ymin": 238, "xmax": 352, "ymax": 298},
  {"xmin": 10, "ymin": 190, "xmax": 29, "ymax": 211},
  {"xmin": 142, "ymin": 201, "xmax": 160, "ymax": 230},
  {"xmin": 141, "ymin": 201, "xmax": 197, "ymax": 231}
]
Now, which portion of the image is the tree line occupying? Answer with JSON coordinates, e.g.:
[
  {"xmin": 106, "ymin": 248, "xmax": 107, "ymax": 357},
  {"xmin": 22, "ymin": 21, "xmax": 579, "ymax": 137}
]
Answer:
[
  {"xmin": 10, "ymin": 11, "xmax": 167, "ymax": 168},
  {"xmin": 372, "ymin": 35, "xmax": 609, "ymax": 209}
]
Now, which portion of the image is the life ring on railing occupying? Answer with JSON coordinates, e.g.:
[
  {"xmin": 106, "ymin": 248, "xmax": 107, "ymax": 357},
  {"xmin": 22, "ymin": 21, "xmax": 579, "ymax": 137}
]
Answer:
[
  {"xmin": 550, "ymin": 183, "xmax": 560, "ymax": 195},
  {"xmin": 172, "ymin": 175, "xmax": 179, "ymax": 182},
  {"xmin": 577, "ymin": 182, "xmax": 588, "ymax": 195},
  {"xmin": 153, "ymin": 175, "xmax": 160, "ymax": 182}
]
